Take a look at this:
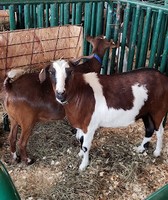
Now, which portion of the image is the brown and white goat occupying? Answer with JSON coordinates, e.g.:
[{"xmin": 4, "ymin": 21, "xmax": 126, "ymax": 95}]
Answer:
[
  {"xmin": 49, "ymin": 59, "xmax": 168, "ymax": 171},
  {"xmin": 3, "ymin": 35, "xmax": 115, "ymax": 164}
]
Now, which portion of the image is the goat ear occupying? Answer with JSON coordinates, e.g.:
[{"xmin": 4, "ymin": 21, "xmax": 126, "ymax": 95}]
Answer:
[
  {"xmin": 39, "ymin": 68, "xmax": 47, "ymax": 83},
  {"xmin": 86, "ymin": 35, "xmax": 93, "ymax": 42}
]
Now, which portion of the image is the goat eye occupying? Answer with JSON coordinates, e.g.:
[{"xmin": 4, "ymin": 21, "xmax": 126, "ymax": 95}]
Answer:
[{"xmin": 49, "ymin": 71, "xmax": 54, "ymax": 75}]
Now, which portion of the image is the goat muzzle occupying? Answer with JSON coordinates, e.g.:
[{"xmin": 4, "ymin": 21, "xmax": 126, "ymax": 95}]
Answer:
[{"xmin": 56, "ymin": 91, "xmax": 68, "ymax": 104}]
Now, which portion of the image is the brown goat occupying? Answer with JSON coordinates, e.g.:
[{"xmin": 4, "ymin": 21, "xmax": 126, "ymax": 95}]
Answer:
[
  {"xmin": 48, "ymin": 59, "xmax": 168, "ymax": 171},
  {"xmin": 3, "ymin": 35, "xmax": 116, "ymax": 164}
]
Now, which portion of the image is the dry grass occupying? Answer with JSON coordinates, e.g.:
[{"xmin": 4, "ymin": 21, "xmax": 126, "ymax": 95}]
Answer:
[{"xmin": 1, "ymin": 100, "xmax": 168, "ymax": 200}]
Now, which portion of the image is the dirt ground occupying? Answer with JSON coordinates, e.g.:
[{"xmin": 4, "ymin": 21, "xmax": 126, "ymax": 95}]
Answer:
[{"xmin": 0, "ymin": 100, "xmax": 168, "ymax": 200}]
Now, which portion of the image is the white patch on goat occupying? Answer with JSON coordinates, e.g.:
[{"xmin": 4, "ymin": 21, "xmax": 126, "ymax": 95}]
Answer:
[
  {"xmin": 52, "ymin": 60, "xmax": 70, "ymax": 93},
  {"xmin": 153, "ymin": 119, "xmax": 164, "ymax": 157},
  {"xmin": 83, "ymin": 73, "xmax": 148, "ymax": 129},
  {"xmin": 11, "ymin": 152, "xmax": 17, "ymax": 160}
]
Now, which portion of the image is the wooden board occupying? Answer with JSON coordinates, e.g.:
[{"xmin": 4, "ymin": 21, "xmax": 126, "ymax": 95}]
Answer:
[{"xmin": 0, "ymin": 25, "xmax": 83, "ymax": 79}]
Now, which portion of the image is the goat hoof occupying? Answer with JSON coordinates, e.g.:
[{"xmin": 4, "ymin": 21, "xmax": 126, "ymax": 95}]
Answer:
[
  {"xmin": 134, "ymin": 146, "xmax": 145, "ymax": 153},
  {"xmin": 26, "ymin": 158, "xmax": 35, "ymax": 165},
  {"xmin": 79, "ymin": 162, "xmax": 89, "ymax": 172},
  {"xmin": 153, "ymin": 150, "xmax": 161, "ymax": 157}
]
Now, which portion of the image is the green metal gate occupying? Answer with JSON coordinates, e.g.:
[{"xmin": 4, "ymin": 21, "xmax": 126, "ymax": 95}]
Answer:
[{"xmin": 0, "ymin": 0, "xmax": 168, "ymax": 75}]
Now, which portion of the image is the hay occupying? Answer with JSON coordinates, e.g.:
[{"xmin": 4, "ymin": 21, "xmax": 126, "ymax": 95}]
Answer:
[{"xmin": 1, "ymin": 100, "xmax": 168, "ymax": 200}]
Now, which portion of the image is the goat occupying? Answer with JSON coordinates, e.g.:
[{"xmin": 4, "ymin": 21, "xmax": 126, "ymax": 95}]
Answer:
[
  {"xmin": 3, "ymin": 35, "xmax": 115, "ymax": 165},
  {"xmin": 48, "ymin": 59, "xmax": 168, "ymax": 171}
]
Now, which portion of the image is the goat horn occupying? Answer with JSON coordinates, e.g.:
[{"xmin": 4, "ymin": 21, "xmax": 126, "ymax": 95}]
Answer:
[{"xmin": 69, "ymin": 54, "xmax": 94, "ymax": 65}]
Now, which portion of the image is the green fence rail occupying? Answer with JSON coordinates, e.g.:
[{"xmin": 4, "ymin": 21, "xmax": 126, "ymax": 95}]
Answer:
[{"xmin": 0, "ymin": 0, "xmax": 168, "ymax": 74}]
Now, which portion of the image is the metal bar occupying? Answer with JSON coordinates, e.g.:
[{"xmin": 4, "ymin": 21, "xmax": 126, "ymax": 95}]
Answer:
[
  {"xmin": 45, "ymin": 3, "xmax": 49, "ymax": 27},
  {"xmin": 155, "ymin": 14, "xmax": 166, "ymax": 68},
  {"xmin": 37, "ymin": 3, "xmax": 44, "ymax": 28},
  {"xmin": 135, "ymin": 9, "xmax": 144, "ymax": 69},
  {"xmin": 72, "ymin": 3, "xmax": 76, "ymax": 25},
  {"xmin": 160, "ymin": 29, "xmax": 168, "ymax": 73},
  {"xmin": 75, "ymin": 3, "xmax": 82, "ymax": 24},
  {"xmin": 102, "ymin": 3, "xmax": 113, "ymax": 74},
  {"xmin": 96, "ymin": 2, "xmax": 103, "ymax": 36},
  {"xmin": 137, "ymin": 7, "xmax": 152, "ymax": 68},
  {"xmin": 110, "ymin": 2, "xmax": 121, "ymax": 74},
  {"xmin": 118, "ymin": 3, "xmax": 131, "ymax": 72},
  {"xmin": 127, "ymin": 5, "xmax": 141, "ymax": 71},
  {"xmin": 90, "ymin": 2, "xmax": 97, "ymax": 37},
  {"xmin": 24, "ymin": 4, "xmax": 30, "ymax": 29},
  {"xmin": 148, "ymin": 10, "xmax": 163, "ymax": 68},
  {"xmin": 29, "ymin": 4, "xmax": 33, "ymax": 28},
  {"xmin": 60, "ymin": 3, "xmax": 64, "ymax": 25},
  {"xmin": 9, "ymin": 5, "xmax": 16, "ymax": 30},
  {"xmin": 83, "ymin": 2, "xmax": 92, "ymax": 55},
  {"xmin": 50, "ymin": 3, "xmax": 59, "ymax": 26},
  {"xmin": 33, "ymin": 4, "xmax": 37, "ymax": 28},
  {"xmin": 64, "ymin": 3, "xmax": 70, "ymax": 24},
  {"xmin": 17, "ymin": 5, "xmax": 24, "ymax": 29}
]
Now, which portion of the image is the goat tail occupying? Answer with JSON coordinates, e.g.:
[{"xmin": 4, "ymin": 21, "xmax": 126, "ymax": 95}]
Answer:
[{"xmin": 4, "ymin": 68, "xmax": 25, "ymax": 91}]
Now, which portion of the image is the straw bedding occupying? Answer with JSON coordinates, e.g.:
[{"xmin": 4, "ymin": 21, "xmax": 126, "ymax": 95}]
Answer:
[{"xmin": 1, "ymin": 101, "xmax": 168, "ymax": 200}]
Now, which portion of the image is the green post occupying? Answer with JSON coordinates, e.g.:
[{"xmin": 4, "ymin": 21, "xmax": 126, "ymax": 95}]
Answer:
[
  {"xmin": 160, "ymin": 29, "xmax": 168, "ymax": 73},
  {"xmin": 109, "ymin": 2, "xmax": 121, "ymax": 74},
  {"xmin": 148, "ymin": 9, "xmax": 163, "ymax": 68},
  {"xmin": 96, "ymin": 2, "xmax": 103, "ymax": 36},
  {"xmin": 64, "ymin": 3, "xmax": 70, "ymax": 24},
  {"xmin": 24, "ymin": 4, "xmax": 30, "ymax": 29},
  {"xmin": 50, "ymin": 3, "xmax": 59, "ymax": 26},
  {"xmin": 102, "ymin": 3, "xmax": 113, "ymax": 75},
  {"xmin": 72, "ymin": 3, "xmax": 76, "ymax": 25},
  {"xmin": 33, "ymin": 4, "xmax": 37, "ymax": 28},
  {"xmin": 45, "ymin": 4, "xmax": 49, "ymax": 27},
  {"xmin": 9, "ymin": 5, "xmax": 16, "ymax": 30},
  {"xmin": 118, "ymin": 3, "xmax": 131, "ymax": 72},
  {"xmin": 60, "ymin": 4, "xmax": 64, "ymax": 25},
  {"xmin": 137, "ymin": 7, "xmax": 152, "ymax": 68},
  {"xmin": 83, "ymin": 2, "xmax": 92, "ymax": 56},
  {"xmin": 18, "ymin": 5, "xmax": 24, "ymax": 29},
  {"xmin": 37, "ymin": 3, "xmax": 44, "ymax": 28},
  {"xmin": 135, "ymin": 9, "xmax": 145, "ymax": 69},
  {"xmin": 75, "ymin": 3, "xmax": 82, "ymax": 24},
  {"xmin": 127, "ymin": 5, "xmax": 141, "ymax": 71},
  {"xmin": 90, "ymin": 2, "xmax": 97, "ymax": 38}
]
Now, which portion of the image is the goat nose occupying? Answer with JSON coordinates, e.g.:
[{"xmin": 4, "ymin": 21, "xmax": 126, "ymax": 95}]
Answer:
[{"xmin": 56, "ymin": 91, "xmax": 66, "ymax": 103}]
